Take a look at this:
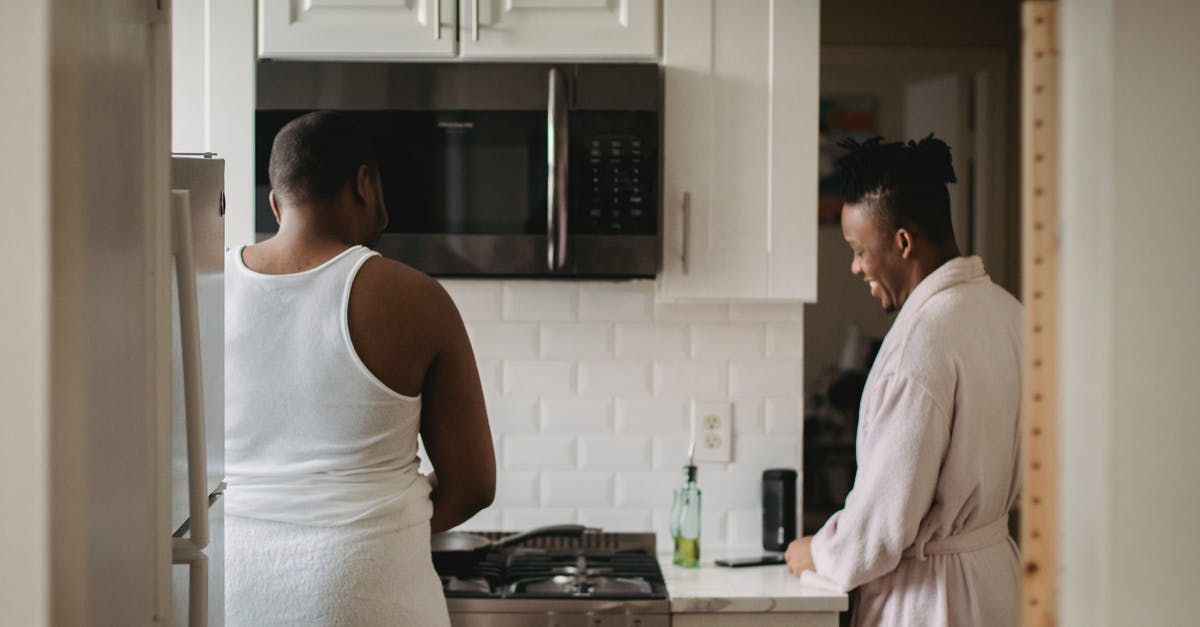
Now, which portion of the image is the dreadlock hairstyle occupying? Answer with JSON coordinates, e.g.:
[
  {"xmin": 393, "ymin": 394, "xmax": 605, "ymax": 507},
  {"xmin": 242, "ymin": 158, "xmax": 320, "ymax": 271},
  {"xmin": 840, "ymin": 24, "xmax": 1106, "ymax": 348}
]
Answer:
[{"xmin": 836, "ymin": 135, "xmax": 959, "ymax": 248}]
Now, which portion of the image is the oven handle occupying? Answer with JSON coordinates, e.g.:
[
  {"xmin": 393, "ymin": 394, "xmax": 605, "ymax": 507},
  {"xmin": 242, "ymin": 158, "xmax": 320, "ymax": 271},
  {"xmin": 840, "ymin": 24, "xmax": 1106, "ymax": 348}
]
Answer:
[{"xmin": 547, "ymin": 67, "xmax": 569, "ymax": 271}]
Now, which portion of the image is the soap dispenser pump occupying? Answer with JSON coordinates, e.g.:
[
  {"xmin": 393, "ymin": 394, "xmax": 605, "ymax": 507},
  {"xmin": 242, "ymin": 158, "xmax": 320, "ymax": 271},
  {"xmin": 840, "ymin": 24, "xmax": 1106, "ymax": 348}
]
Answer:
[{"xmin": 670, "ymin": 441, "xmax": 702, "ymax": 567}]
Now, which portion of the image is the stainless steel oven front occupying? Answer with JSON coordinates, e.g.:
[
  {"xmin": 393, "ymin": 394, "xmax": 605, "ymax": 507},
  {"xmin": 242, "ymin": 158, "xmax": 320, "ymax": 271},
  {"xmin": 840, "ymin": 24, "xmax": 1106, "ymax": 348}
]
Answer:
[{"xmin": 256, "ymin": 62, "xmax": 661, "ymax": 278}]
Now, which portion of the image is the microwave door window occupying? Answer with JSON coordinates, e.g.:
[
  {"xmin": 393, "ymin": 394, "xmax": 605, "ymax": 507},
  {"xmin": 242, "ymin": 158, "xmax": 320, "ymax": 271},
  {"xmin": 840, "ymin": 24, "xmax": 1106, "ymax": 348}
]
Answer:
[
  {"xmin": 254, "ymin": 110, "xmax": 548, "ymax": 238},
  {"xmin": 380, "ymin": 111, "xmax": 547, "ymax": 236}
]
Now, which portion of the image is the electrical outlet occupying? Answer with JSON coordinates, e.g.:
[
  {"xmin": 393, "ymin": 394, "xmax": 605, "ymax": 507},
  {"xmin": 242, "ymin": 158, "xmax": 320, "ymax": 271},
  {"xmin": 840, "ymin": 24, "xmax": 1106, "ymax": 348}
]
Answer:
[{"xmin": 691, "ymin": 400, "xmax": 732, "ymax": 463}]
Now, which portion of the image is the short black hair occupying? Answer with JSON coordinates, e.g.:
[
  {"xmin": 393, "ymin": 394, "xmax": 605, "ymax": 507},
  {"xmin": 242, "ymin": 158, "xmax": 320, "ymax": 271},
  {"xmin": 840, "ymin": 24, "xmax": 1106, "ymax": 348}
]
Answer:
[
  {"xmin": 836, "ymin": 135, "xmax": 958, "ymax": 246},
  {"xmin": 267, "ymin": 111, "xmax": 377, "ymax": 207}
]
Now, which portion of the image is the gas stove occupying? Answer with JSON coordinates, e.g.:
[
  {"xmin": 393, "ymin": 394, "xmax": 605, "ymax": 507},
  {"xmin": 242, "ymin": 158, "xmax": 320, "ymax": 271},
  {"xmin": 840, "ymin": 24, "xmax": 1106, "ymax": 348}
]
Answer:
[{"xmin": 438, "ymin": 530, "xmax": 669, "ymax": 627}]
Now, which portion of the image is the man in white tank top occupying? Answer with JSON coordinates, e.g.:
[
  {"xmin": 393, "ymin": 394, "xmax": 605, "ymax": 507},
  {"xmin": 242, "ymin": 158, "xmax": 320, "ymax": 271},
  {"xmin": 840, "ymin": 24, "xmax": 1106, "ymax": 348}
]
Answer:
[{"xmin": 225, "ymin": 111, "xmax": 495, "ymax": 626}]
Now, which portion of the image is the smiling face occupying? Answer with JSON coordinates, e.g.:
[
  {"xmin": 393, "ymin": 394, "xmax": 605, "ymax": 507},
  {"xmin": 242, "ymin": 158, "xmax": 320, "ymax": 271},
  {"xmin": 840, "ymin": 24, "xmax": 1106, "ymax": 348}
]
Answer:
[{"xmin": 841, "ymin": 201, "xmax": 911, "ymax": 313}]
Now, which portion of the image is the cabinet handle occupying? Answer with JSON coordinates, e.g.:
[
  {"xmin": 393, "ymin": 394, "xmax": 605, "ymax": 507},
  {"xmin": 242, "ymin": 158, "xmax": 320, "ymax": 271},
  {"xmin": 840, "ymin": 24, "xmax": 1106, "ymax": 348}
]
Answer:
[
  {"xmin": 472, "ymin": 0, "xmax": 480, "ymax": 41},
  {"xmin": 547, "ymin": 67, "xmax": 569, "ymax": 271},
  {"xmin": 433, "ymin": 0, "xmax": 441, "ymax": 40},
  {"xmin": 681, "ymin": 191, "xmax": 691, "ymax": 275}
]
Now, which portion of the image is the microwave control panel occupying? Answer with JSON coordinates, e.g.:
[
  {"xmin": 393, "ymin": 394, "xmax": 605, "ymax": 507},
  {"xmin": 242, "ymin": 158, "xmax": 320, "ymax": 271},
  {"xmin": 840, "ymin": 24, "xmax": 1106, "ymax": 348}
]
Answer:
[{"xmin": 571, "ymin": 113, "xmax": 658, "ymax": 236}]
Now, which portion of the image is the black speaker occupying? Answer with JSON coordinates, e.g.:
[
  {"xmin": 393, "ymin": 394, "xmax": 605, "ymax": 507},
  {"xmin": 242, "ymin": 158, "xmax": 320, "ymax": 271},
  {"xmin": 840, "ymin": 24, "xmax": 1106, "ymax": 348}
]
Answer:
[{"xmin": 762, "ymin": 468, "xmax": 797, "ymax": 552}]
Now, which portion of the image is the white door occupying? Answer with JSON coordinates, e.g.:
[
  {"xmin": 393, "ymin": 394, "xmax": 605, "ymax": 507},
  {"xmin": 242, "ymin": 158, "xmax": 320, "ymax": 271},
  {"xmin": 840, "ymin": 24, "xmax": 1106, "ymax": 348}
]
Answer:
[
  {"xmin": 903, "ymin": 73, "xmax": 974, "ymax": 255},
  {"xmin": 258, "ymin": 0, "xmax": 456, "ymax": 60},
  {"xmin": 460, "ymin": 0, "xmax": 659, "ymax": 59}
]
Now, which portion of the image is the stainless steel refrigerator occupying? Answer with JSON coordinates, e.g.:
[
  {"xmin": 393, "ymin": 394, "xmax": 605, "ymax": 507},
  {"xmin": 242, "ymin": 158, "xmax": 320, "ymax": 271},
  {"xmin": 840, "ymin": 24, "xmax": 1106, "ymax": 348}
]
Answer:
[{"xmin": 169, "ymin": 155, "xmax": 226, "ymax": 626}]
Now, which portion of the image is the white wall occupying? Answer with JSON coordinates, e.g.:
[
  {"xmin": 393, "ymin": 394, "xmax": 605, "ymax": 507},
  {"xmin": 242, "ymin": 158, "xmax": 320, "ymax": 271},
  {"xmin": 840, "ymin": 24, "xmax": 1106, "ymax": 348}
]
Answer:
[
  {"xmin": 1060, "ymin": 1, "xmax": 1200, "ymax": 625},
  {"xmin": 0, "ymin": 3, "xmax": 50, "ymax": 626},
  {"xmin": 172, "ymin": 0, "xmax": 256, "ymax": 250},
  {"xmin": 441, "ymin": 280, "xmax": 806, "ymax": 550}
]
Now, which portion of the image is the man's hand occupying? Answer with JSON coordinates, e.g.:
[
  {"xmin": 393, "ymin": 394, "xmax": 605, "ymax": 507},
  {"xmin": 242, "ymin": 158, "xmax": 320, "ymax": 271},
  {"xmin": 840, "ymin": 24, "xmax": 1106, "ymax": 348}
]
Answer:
[{"xmin": 785, "ymin": 536, "xmax": 815, "ymax": 576}]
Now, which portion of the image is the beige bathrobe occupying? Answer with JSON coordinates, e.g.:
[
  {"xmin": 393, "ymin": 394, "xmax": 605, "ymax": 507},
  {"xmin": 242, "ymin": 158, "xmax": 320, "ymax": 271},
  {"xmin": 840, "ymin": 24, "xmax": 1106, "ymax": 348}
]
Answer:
[{"xmin": 803, "ymin": 256, "xmax": 1023, "ymax": 627}]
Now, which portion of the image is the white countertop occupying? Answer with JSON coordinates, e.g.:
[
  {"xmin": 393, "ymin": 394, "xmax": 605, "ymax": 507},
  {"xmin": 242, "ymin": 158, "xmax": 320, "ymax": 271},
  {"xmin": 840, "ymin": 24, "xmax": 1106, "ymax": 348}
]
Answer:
[{"xmin": 659, "ymin": 551, "xmax": 849, "ymax": 614}]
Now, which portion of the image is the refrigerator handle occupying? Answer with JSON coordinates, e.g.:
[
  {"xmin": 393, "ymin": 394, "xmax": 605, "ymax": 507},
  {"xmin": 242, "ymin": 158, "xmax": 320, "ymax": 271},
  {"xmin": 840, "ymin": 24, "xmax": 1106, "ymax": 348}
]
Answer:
[{"xmin": 169, "ymin": 189, "xmax": 209, "ymax": 627}]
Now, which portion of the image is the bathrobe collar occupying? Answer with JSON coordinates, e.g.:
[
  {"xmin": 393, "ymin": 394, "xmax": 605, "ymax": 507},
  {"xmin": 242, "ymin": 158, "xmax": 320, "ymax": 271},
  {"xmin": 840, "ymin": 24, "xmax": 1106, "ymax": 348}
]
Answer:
[{"xmin": 895, "ymin": 255, "xmax": 987, "ymax": 323}]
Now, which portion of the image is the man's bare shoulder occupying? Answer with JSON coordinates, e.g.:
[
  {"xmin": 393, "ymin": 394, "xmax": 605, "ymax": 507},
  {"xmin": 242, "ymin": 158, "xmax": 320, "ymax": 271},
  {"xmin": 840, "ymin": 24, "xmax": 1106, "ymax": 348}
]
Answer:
[{"xmin": 353, "ymin": 254, "xmax": 458, "ymax": 321}]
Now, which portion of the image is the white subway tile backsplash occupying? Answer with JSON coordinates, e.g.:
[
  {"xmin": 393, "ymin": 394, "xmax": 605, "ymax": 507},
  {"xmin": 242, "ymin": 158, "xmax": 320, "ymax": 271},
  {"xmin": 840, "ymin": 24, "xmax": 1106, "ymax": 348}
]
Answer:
[
  {"xmin": 487, "ymin": 397, "xmax": 540, "ymax": 433},
  {"xmin": 729, "ymin": 303, "xmax": 804, "ymax": 321},
  {"xmin": 504, "ymin": 282, "xmax": 578, "ymax": 320},
  {"xmin": 731, "ymin": 435, "xmax": 801, "ymax": 471},
  {"xmin": 691, "ymin": 323, "xmax": 766, "ymax": 359},
  {"xmin": 503, "ymin": 508, "xmax": 579, "ymax": 530},
  {"xmin": 495, "ymin": 470, "xmax": 540, "ymax": 507},
  {"xmin": 651, "ymin": 510, "xmax": 672, "ymax": 551},
  {"xmin": 477, "ymin": 360, "xmax": 504, "ymax": 397},
  {"xmin": 579, "ymin": 435, "xmax": 653, "ymax": 471},
  {"xmin": 451, "ymin": 281, "xmax": 807, "ymax": 548},
  {"xmin": 540, "ymin": 398, "xmax": 612, "ymax": 434},
  {"xmin": 541, "ymin": 322, "xmax": 614, "ymax": 359},
  {"xmin": 615, "ymin": 472, "xmax": 681, "ymax": 508},
  {"xmin": 729, "ymin": 361, "xmax": 803, "ymax": 397},
  {"xmin": 578, "ymin": 282, "xmax": 655, "ymax": 321},
  {"xmin": 653, "ymin": 301, "xmax": 729, "ymax": 322},
  {"xmin": 471, "ymin": 322, "xmax": 539, "ymax": 359},
  {"xmin": 579, "ymin": 360, "xmax": 653, "ymax": 396},
  {"xmin": 441, "ymin": 280, "xmax": 503, "ymax": 321},
  {"xmin": 765, "ymin": 397, "xmax": 804, "ymax": 434},
  {"xmin": 702, "ymin": 471, "xmax": 763, "ymax": 510},
  {"xmin": 615, "ymin": 322, "xmax": 690, "ymax": 359},
  {"xmin": 766, "ymin": 323, "xmax": 805, "ymax": 359},
  {"xmin": 652, "ymin": 436, "xmax": 690, "ymax": 472},
  {"xmin": 653, "ymin": 360, "xmax": 728, "ymax": 396},
  {"xmin": 727, "ymin": 508, "xmax": 762, "ymax": 548},
  {"xmin": 615, "ymin": 398, "xmax": 689, "ymax": 435},
  {"xmin": 580, "ymin": 509, "xmax": 652, "ymax": 532},
  {"xmin": 504, "ymin": 361, "xmax": 577, "ymax": 396},
  {"xmin": 541, "ymin": 472, "xmax": 614, "ymax": 508},
  {"xmin": 504, "ymin": 434, "xmax": 577, "ymax": 469},
  {"xmin": 732, "ymin": 398, "xmax": 766, "ymax": 435}
]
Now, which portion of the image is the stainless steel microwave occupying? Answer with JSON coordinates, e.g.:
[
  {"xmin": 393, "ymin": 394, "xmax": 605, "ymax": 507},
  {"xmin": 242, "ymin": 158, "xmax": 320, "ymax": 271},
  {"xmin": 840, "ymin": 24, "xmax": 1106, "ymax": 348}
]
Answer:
[{"xmin": 256, "ymin": 62, "xmax": 661, "ymax": 278}]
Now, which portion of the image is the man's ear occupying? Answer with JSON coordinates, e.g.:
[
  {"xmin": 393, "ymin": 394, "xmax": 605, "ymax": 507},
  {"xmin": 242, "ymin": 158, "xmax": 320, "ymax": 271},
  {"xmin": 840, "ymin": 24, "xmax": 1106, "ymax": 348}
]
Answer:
[
  {"xmin": 268, "ymin": 190, "xmax": 282, "ymax": 225},
  {"xmin": 354, "ymin": 164, "xmax": 372, "ymax": 205},
  {"xmin": 895, "ymin": 228, "xmax": 915, "ymax": 259}
]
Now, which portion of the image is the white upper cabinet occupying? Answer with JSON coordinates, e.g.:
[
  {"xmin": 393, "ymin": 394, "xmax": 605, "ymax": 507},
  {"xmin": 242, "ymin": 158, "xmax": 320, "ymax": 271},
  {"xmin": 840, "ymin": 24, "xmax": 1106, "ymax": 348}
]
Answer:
[
  {"xmin": 259, "ymin": 0, "xmax": 456, "ymax": 60},
  {"xmin": 658, "ymin": 0, "xmax": 819, "ymax": 302},
  {"xmin": 460, "ymin": 0, "xmax": 658, "ymax": 59},
  {"xmin": 258, "ymin": 0, "xmax": 658, "ymax": 61}
]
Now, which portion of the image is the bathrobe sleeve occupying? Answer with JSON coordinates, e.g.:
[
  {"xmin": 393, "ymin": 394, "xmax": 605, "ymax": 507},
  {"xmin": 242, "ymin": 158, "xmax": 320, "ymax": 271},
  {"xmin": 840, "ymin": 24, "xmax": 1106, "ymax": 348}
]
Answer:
[{"xmin": 807, "ymin": 373, "xmax": 952, "ymax": 591}]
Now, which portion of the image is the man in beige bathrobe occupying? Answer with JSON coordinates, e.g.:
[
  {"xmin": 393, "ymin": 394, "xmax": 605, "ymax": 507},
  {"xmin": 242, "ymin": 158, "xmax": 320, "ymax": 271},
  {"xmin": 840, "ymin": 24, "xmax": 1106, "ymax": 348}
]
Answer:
[{"xmin": 786, "ymin": 137, "xmax": 1022, "ymax": 626}]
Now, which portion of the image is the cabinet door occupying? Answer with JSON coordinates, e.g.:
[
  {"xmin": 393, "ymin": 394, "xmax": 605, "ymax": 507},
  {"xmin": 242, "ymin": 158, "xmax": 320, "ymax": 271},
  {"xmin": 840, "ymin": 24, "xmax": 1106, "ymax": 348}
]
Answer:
[
  {"xmin": 459, "ymin": 0, "xmax": 658, "ymax": 59},
  {"xmin": 659, "ymin": 0, "xmax": 818, "ymax": 302},
  {"xmin": 258, "ymin": 0, "xmax": 455, "ymax": 60}
]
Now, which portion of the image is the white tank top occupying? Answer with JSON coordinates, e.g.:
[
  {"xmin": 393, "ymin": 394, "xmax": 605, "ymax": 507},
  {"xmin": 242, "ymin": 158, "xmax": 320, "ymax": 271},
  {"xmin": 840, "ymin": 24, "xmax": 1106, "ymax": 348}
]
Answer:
[{"xmin": 224, "ymin": 245, "xmax": 431, "ymax": 528}]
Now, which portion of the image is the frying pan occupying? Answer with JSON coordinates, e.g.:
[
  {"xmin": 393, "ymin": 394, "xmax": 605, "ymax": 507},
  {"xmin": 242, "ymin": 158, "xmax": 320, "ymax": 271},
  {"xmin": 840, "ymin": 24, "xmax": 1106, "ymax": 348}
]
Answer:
[{"xmin": 431, "ymin": 524, "xmax": 591, "ymax": 573}]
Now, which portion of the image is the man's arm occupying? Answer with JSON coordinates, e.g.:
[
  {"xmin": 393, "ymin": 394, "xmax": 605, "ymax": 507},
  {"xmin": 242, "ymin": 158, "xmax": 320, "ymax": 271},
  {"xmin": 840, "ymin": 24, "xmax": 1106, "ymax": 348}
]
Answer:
[
  {"xmin": 418, "ymin": 283, "xmax": 496, "ymax": 533},
  {"xmin": 792, "ymin": 373, "xmax": 950, "ymax": 589},
  {"xmin": 348, "ymin": 257, "xmax": 495, "ymax": 532}
]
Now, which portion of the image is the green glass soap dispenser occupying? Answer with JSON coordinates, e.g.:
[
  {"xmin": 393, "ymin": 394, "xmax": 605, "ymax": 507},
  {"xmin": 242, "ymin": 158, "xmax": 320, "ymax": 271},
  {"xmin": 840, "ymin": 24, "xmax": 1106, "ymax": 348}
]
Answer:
[{"xmin": 670, "ymin": 441, "xmax": 701, "ymax": 567}]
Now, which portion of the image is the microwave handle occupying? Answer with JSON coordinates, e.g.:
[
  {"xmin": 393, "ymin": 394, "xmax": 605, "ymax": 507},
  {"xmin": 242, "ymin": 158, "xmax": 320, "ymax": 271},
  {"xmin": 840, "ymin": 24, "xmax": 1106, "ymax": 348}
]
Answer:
[{"xmin": 547, "ymin": 67, "xmax": 569, "ymax": 271}]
